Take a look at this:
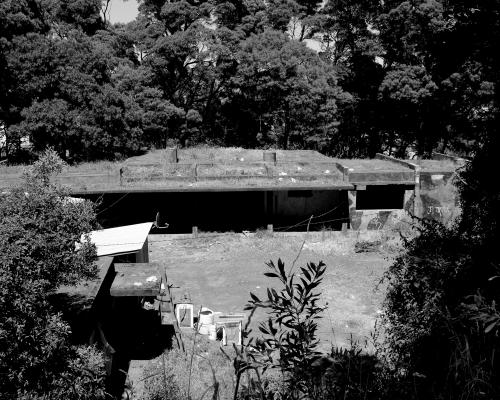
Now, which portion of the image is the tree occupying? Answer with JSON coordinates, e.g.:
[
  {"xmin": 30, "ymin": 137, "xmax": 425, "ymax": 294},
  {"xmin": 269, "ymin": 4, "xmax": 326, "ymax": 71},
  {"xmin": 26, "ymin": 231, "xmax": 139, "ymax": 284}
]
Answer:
[
  {"xmin": 375, "ymin": 0, "xmax": 498, "ymax": 156},
  {"xmin": 112, "ymin": 64, "xmax": 185, "ymax": 148},
  {"xmin": 0, "ymin": 149, "xmax": 106, "ymax": 399},
  {"xmin": 377, "ymin": 64, "xmax": 439, "ymax": 156},
  {"xmin": 318, "ymin": 0, "xmax": 385, "ymax": 157},
  {"xmin": 0, "ymin": 1, "xmax": 147, "ymax": 162},
  {"xmin": 5, "ymin": 29, "xmax": 146, "ymax": 161},
  {"xmin": 227, "ymin": 29, "xmax": 348, "ymax": 150}
]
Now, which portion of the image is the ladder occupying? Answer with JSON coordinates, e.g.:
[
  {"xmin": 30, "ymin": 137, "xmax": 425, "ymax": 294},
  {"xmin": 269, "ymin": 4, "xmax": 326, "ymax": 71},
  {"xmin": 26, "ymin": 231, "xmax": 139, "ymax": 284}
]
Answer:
[{"xmin": 158, "ymin": 268, "xmax": 185, "ymax": 352}]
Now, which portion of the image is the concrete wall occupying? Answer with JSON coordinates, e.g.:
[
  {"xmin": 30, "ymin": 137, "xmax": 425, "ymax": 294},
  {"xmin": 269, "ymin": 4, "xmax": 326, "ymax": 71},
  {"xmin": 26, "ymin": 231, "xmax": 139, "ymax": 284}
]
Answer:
[
  {"xmin": 348, "ymin": 189, "xmax": 411, "ymax": 230},
  {"xmin": 347, "ymin": 175, "xmax": 460, "ymax": 231},
  {"xmin": 418, "ymin": 171, "xmax": 460, "ymax": 223},
  {"xmin": 349, "ymin": 208, "xmax": 409, "ymax": 231},
  {"xmin": 271, "ymin": 190, "xmax": 348, "ymax": 229}
]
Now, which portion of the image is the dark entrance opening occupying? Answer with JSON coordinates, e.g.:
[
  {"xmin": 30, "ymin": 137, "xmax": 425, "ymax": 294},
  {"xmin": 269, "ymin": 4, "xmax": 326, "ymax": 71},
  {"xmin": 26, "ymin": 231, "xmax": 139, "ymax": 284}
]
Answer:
[
  {"xmin": 355, "ymin": 185, "xmax": 407, "ymax": 210},
  {"xmin": 79, "ymin": 190, "xmax": 349, "ymax": 233}
]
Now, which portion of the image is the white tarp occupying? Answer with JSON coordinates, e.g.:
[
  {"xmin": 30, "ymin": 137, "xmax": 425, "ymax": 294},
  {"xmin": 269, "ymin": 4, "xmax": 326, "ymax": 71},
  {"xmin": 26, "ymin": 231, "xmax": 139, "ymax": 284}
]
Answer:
[{"xmin": 84, "ymin": 222, "xmax": 153, "ymax": 257}]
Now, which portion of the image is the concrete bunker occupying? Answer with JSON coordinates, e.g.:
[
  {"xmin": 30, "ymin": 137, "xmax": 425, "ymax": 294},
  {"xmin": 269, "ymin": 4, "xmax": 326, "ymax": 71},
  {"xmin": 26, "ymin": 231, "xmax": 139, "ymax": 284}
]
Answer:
[{"xmin": 0, "ymin": 148, "xmax": 465, "ymax": 232}]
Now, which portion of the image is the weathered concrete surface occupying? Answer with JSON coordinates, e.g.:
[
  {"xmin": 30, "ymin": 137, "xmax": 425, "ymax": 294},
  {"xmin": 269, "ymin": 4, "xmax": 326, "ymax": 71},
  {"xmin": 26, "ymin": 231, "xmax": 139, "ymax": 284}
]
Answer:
[
  {"xmin": 272, "ymin": 190, "xmax": 348, "ymax": 227},
  {"xmin": 348, "ymin": 171, "xmax": 415, "ymax": 185},
  {"xmin": 345, "ymin": 153, "xmax": 463, "ymax": 229},
  {"xmin": 350, "ymin": 209, "xmax": 409, "ymax": 231},
  {"xmin": 418, "ymin": 171, "xmax": 460, "ymax": 223}
]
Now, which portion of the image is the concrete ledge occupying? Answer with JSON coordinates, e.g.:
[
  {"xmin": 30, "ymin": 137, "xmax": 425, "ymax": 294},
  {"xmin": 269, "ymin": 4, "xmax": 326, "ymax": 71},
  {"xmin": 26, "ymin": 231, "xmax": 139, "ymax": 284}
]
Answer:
[
  {"xmin": 432, "ymin": 152, "xmax": 469, "ymax": 164},
  {"xmin": 375, "ymin": 153, "xmax": 420, "ymax": 171},
  {"xmin": 348, "ymin": 171, "xmax": 415, "ymax": 184},
  {"xmin": 335, "ymin": 162, "xmax": 352, "ymax": 181},
  {"xmin": 72, "ymin": 184, "xmax": 355, "ymax": 195}
]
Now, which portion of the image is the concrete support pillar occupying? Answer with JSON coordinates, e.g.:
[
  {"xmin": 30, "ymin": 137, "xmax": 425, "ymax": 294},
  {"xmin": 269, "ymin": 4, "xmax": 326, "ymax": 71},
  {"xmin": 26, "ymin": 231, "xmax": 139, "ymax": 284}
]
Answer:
[
  {"xmin": 348, "ymin": 190, "xmax": 361, "ymax": 230},
  {"xmin": 404, "ymin": 189, "xmax": 414, "ymax": 214},
  {"xmin": 413, "ymin": 168, "xmax": 423, "ymax": 218}
]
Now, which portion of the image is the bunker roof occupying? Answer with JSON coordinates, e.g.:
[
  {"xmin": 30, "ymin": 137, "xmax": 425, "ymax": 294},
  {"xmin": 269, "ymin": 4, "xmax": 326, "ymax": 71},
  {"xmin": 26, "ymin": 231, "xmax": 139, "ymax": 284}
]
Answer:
[
  {"xmin": 0, "ymin": 148, "xmax": 463, "ymax": 192},
  {"xmin": 335, "ymin": 158, "xmax": 409, "ymax": 171},
  {"xmin": 411, "ymin": 159, "xmax": 464, "ymax": 172},
  {"xmin": 125, "ymin": 148, "xmax": 333, "ymax": 164}
]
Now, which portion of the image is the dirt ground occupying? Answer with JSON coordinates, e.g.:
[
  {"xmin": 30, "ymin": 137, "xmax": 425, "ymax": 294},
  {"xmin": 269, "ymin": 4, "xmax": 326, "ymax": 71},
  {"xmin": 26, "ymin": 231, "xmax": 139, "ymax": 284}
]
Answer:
[
  {"xmin": 126, "ymin": 231, "xmax": 393, "ymax": 398},
  {"xmin": 148, "ymin": 231, "xmax": 392, "ymax": 351}
]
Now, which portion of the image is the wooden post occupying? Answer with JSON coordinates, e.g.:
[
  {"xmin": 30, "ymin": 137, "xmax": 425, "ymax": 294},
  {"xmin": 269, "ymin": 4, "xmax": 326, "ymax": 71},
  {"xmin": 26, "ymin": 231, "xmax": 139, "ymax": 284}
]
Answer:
[
  {"xmin": 267, "ymin": 224, "xmax": 273, "ymax": 234},
  {"xmin": 193, "ymin": 163, "xmax": 198, "ymax": 182},
  {"xmin": 192, "ymin": 226, "xmax": 198, "ymax": 238},
  {"xmin": 341, "ymin": 222, "xmax": 348, "ymax": 235}
]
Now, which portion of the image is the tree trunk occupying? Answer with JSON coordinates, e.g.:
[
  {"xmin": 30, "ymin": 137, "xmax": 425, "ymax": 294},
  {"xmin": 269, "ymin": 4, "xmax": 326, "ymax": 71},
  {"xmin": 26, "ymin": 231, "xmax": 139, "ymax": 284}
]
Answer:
[
  {"xmin": 283, "ymin": 106, "xmax": 289, "ymax": 149},
  {"xmin": 299, "ymin": 24, "xmax": 306, "ymax": 41},
  {"xmin": 440, "ymin": 136, "xmax": 449, "ymax": 154}
]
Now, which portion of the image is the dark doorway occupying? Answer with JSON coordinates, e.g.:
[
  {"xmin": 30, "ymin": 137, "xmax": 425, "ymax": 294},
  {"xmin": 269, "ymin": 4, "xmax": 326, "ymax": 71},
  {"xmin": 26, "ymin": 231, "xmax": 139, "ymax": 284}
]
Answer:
[
  {"xmin": 355, "ymin": 185, "xmax": 408, "ymax": 210},
  {"xmin": 79, "ymin": 189, "xmax": 349, "ymax": 233}
]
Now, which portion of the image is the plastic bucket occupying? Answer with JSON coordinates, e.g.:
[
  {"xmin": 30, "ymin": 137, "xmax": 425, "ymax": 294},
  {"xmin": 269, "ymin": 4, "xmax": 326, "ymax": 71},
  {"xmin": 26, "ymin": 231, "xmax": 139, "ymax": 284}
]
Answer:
[{"xmin": 199, "ymin": 307, "xmax": 214, "ymax": 326}]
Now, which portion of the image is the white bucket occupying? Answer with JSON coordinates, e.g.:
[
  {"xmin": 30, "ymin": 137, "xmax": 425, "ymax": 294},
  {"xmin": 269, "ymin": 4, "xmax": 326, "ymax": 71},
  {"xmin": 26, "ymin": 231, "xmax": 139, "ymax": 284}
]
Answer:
[{"xmin": 199, "ymin": 307, "xmax": 214, "ymax": 326}]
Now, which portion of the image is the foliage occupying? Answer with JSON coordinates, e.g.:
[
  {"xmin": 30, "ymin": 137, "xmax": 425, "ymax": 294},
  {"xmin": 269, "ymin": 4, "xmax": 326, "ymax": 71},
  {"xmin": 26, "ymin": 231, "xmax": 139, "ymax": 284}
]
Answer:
[
  {"xmin": 227, "ymin": 30, "xmax": 349, "ymax": 150},
  {"xmin": 2, "ymin": 0, "xmax": 500, "ymax": 160},
  {"xmin": 142, "ymin": 331, "xmax": 236, "ymax": 400},
  {"xmin": 375, "ymin": 0, "xmax": 499, "ymax": 156},
  {"xmin": 0, "ymin": 149, "xmax": 106, "ymax": 399},
  {"xmin": 380, "ymin": 134, "xmax": 500, "ymax": 398},
  {"xmin": 235, "ymin": 258, "xmax": 326, "ymax": 398},
  {"xmin": 318, "ymin": 343, "xmax": 379, "ymax": 400}
]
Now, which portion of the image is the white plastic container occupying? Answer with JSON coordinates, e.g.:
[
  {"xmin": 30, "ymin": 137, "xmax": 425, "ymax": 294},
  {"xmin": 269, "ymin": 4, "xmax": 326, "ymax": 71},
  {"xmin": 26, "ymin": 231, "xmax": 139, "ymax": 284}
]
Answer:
[{"xmin": 199, "ymin": 307, "xmax": 214, "ymax": 326}]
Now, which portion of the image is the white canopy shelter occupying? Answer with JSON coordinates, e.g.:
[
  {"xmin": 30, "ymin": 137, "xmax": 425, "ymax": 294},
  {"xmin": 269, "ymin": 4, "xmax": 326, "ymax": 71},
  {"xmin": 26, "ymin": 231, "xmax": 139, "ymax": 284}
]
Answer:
[{"xmin": 84, "ymin": 222, "xmax": 153, "ymax": 258}]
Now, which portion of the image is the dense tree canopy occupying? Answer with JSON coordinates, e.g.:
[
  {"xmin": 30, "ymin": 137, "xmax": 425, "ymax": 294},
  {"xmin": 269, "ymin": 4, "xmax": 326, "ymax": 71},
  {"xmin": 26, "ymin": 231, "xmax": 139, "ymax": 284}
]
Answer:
[{"xmin": 1, "ymin": 0, "xmax": 499, "ymax": 162}]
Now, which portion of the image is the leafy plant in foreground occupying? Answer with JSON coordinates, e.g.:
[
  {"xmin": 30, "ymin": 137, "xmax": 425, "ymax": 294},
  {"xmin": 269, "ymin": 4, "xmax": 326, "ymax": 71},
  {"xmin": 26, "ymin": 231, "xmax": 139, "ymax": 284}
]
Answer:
[{"xmin": 235, "ymin": 259, "xmax": 326, "ymax": 399}]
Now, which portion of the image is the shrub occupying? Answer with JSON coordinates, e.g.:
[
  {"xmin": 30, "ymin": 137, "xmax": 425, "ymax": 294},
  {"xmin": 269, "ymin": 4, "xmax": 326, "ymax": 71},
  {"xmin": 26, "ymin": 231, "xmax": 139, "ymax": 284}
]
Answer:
[
  {"xmin": 0, "ymin": 149, "xmax": 106, "ymax": 399},
  {"xmin": 379, "ymin": 135, "xmax": 500, "ymax": 399},
  {"xmin": 142, "ymin": 332, "xmax": 236, "ymax": 400}
]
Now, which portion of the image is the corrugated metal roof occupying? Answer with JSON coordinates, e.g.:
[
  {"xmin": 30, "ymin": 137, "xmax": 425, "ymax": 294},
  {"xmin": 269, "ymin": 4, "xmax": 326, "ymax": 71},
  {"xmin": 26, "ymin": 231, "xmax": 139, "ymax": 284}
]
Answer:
[{"xmin": 85, "ymin": 222, "xmax": 153, "ymax": 257}]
